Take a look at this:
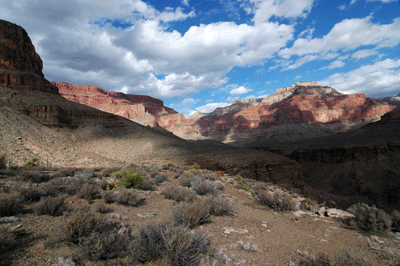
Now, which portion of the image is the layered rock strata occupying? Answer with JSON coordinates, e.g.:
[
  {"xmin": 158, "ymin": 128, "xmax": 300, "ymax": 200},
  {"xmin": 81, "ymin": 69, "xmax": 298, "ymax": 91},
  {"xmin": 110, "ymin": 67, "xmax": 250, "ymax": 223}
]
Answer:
[
  {"xmin": 53, "ymin": 81, "xmax": 200, "ymax": 138},
  {"xmin": 189, "ymin": 82, "xmax": 396, "ymax": 144},
  {"xmin": 0, "ymin": 19, "xmax": 58, "ymax": 94}
]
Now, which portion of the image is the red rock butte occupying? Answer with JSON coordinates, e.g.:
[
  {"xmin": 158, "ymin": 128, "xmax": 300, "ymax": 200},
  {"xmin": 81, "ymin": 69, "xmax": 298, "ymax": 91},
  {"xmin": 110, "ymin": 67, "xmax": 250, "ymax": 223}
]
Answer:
[{"xmin": 0, "ymin": 19, "xmax": 59, "ymax": 94}]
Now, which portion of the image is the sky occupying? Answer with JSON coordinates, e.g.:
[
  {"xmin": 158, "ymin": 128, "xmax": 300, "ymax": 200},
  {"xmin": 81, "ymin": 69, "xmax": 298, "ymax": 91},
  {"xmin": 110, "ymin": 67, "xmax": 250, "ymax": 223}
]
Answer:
[{"xmin": 1, "ymin": 0, "xmax": 400, "ymax": 117}]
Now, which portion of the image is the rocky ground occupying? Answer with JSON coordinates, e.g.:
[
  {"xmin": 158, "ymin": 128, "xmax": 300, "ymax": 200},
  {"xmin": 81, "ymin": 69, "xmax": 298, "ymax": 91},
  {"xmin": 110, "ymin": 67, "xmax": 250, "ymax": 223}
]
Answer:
[{"xmin": 1, "ymin": 162, "xmax": 400, "ymax": 266}]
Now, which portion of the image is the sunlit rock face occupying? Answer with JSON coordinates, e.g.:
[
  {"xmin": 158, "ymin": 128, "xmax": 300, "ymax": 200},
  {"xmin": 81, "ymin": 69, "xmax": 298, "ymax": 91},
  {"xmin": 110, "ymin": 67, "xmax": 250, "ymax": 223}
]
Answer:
[
  {"xmin": 53, "ymin": 81, "xmax": 201, "ymax": 139},
  {"xmin": 188, "ymin": 82, "xmax": 396, "ymax": 144}
]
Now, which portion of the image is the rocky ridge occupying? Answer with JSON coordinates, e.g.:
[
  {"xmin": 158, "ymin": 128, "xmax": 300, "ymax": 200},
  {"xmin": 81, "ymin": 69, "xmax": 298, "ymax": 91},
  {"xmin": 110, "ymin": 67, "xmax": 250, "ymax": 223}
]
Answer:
[
  {"xmin": 379, "ymin": 92, "xmax": 400, "ymax": 106},
  {"xmin": 53, "ymin": 81, "xmax": 201, "ymax": 139},
  {"xmin": 189, "ymin": 82, "xmax": 396, "ymax": 145}
]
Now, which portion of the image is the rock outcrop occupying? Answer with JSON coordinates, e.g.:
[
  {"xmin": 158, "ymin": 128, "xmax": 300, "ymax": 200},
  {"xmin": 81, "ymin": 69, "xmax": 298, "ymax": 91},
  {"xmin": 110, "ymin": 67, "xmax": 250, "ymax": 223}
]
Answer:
[
  {"xmin": 189, "ymin": 82, "xmax": 396, "ymax": 145},
  {"xmin": 378, "ymin": 92, "xmax": 400, "ymax": 106},
  {"xmin": 0, "ymin": 19, "xmax": 59, "ymax": 94},
  {"xmin": 53, "ymin": 81, "xmax": 201, "ymax": 139}
]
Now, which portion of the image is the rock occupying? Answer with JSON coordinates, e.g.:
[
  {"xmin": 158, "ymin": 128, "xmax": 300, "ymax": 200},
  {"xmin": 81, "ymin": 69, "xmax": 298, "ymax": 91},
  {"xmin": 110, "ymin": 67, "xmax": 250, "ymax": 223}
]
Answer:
[
  {"xmin": 0, "ymin": 216, "xmax": 19, "ymax": 223},
  {"xmin": 53, "ymin": 257, "xmax": 76, "ymax": 266},
  {"xmin": 318, "ymin": 207, "xmax": 327, "ymax": 217},
  {"xmin": 188, "ymin": 82, "xmax": 396, "ymax": 144},
  {"xmin": 378, "ymin": 92, "xmax": 400, "ymax": 106},
  {"xmin": 137, "ymin": 213, "xmax": 157, "ymax": 218},
  {"xmin": 326, "ymin": 208, "xmax": 354, "ymax": 218},
  {"xmin": 0, "ymin": 19, "xmax": 59, "ymax": 94},
  {"xmin": 223, "ymin": 227, "xmax": 248, "ymax": 235},
  {"xmin": 53, "ymin": 81, "xmax": 202, "ymax": 139}
]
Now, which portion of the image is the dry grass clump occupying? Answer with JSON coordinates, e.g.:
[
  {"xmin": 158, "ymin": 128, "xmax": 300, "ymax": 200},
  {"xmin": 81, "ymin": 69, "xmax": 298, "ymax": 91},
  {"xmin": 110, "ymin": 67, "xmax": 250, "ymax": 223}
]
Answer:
[
  {"xmin": 56, "ymin": 210, "xmax": 111, "ymax": 245},
  {"xmin": 346, "ymin": 203, "xmax": 392, "ymax": 233},
  {"xmin": 76, "ymin": 183, "xmax": 100, "ymax": 203},
  {"xmin": 0, "ymin": 192, "xmax": 23, "ymax": 217},
  {"xmin": 139, "ymin": 178, "xmax": 156, "ymax": 191},
  {"xmin": 96, "ymin": 203, "xmax": 114, "ymax": 214},
  {"xmin": 78, "ymin": 231, "xmax": 129, "ymax": 261},
  {"xmin": 21, "ymin": 170, "xmax": 51, "ymax": 183},
  {"xmin": 153, "ymin": 173, "xmax": 168, "ymax": 185},
  {"xmin": 291, "ymin": 250, "xmax": 371, "ymax": 266},
  {"xmin": 178, "ymin": 176, "xmax": 193, "ymax": 187},
  {"xmin": 19, "ymin": 188, "xmax": 45, "ymax": 203},
  {"xmin": 254, "ymin": 189, "xmax": 294, "ymax": 211},
  {"xmin": 130, "ymin": 222, "xmax": 210, "ymax": 266},
  {"xmin": 206, "ymin": 197, "xmax": 234, "ymax": 216},
  {"xmin": 161, "ymin": 186, "xmax": 196, "ymax": 203},
  {"xmin": 172, "ymin": 201, "xmax": 212, "ymax": 228},
  {"xmin": 34, "ymin": 195, "xmax": 67, "ymax": 216},
  {"xmin": 191, "ymin": 178, "xmax": 217, "ymax": 196},
  {"xmin": 102, "ymin": 189, "xmax": 146, "ymax": 207}
]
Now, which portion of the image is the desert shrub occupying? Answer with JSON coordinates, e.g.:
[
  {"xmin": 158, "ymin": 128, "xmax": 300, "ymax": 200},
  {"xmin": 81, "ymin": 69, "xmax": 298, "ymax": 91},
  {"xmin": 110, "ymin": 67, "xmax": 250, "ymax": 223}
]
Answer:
[
  {"xmin": 54, "ymin": 168, "xmax": 76, "ymax": 178},
  {"xmin": 153, "ymin": 173, "xmax": 168, "ymax": 185},
  {"xmin": 291, "ymin": 250, "xmax": 371, "ymax": 266},
  {"xmin": 0, "ymin": 154, "xmax": 6, "ymax": 169},
  {"xmin": 347, "ymin": 203, "xmax": 392, "ymax": 232},
  {"xmin": 100, "ymin": 167, "xmax": 120, "ymax": 177},
  {"xmin": 105, "ymin": 189, "xmax": 146, "ymax": 207},
  {"xmin": 215, "ymin": 171, "xmax": 224, "ymax": 176},
  {"xmin": 78, "ymin": 231, "xmax": 128, "ymax": 261},
  {"xmin": 19, "ymin": 188, "xmax": 45, "ymax": 203},
  {"xmin": 62, "ymin": 178, "xmax": 87, "ymax": 195},
  {"xmin": 161, "ymin": 186, "xmax": 196, "ymax": 203},
  {"xmin": 21, "ymin": 170, "xmax": 51, "ymax": 183},
  {"xmin": 34, "ymin": 195, "xmax": 67, "ymax": 216},
  {"xmin": 192, "ymin": 163, "xmax": 200, "ymax": 170},
  {"xmin": 140, "ymin": 178, "xmax": 156, "ymax": 191},
  {"xmin": 76, "ymin": 183, "xmax": 100, "ymax": 203},
  {"xmin": 179, "ymin": 176, "xmax": 193, "ymax": 188},
  {"xmin": 191, "ymin": 178, "xmax": 217, "ymax": 196},
  {"xmin": 22, "ymin": 157, "xmax": 39, "ymax": 170},
  {"xmin": 392, "ymin": 210, "xmax": 400, "ymax": 232},
  {"xmin": 213, "ymin": 181, "xmax": 225, "ymax": 191},
  {"xmin": 172, "ymin": 201, "xmax": 211, "ymax": 228},
  {"xmin": 130, "ymin": 222, "xmax": 210, "ymax": 266},
  {"xmin": 162, "ymin": 225, "xmax": 210, "ymax": 266},
  {"xmin": 0, "ymin": 192, "xmax": 23, "ymax": 216},
  {"xmin": 58, "ymin": 211, "xmax": 111, "ymax": 244},
  {"xmin": 113, "ymin": 170, "xmax": 143, "ymax": 189},
  {"xmin": 255, "ymin": 190, "xmax": 294, "ymax": 211},
  {"xmin": 131, "ymin": 222, "xmax": 167, "ymax": 262},
  {"xmin": 206, "ymin": 197, "xmax": 234, "ymax": 216},
  {"xmin": 96, "ymin": 203, "xmax": 113, "ymax": 214}
]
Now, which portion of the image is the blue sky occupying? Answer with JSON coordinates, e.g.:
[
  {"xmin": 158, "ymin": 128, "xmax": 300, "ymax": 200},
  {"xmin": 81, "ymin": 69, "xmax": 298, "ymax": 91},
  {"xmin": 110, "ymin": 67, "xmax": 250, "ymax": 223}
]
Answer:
[{"xmin": 1, "ymin": 0, "xmax": 399, "ymax": 117}]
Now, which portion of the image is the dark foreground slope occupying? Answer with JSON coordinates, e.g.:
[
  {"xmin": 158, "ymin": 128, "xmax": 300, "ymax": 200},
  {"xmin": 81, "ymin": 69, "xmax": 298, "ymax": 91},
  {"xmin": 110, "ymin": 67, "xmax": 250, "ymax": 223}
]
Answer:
[{"xmin": 250, "ymin": 106, "xmax": 400, "ymax": 211}]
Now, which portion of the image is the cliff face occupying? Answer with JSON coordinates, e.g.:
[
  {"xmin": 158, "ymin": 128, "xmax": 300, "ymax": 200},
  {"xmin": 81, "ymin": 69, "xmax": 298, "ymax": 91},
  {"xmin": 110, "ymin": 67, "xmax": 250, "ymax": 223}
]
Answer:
[
  {"xmin": 53, "ymin": 81, "xmax": 201, "ymax": 138},
  {"xmin": 0, "ymin": 19, "xmax": 121, "ymax": 127},
  {"xmin": 0, "ymin": 19, "xmax": 59, "ymax": 94},
  {"xmin": 189, "ymin": 82, "xmax": 396, "ymax": 144}
]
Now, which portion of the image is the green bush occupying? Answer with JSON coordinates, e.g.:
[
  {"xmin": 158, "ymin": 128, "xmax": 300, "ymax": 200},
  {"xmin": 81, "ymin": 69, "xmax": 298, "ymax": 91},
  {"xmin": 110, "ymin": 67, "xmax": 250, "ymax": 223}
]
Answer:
[
  {"xmin": 0, "ymin": 154, "xmax": 6, "ymax": 169},
  {"xmin": 112, "ymin": 170, "xmax": 143, "ymax": 188},
  {"xmin": 192, "ymin": 163, "xmax": 200, "ymax": 170},
  {"xmin": 22, "ymin": 157, "xmax": 39, "ymax": 170},
  {"xmin": 347, "ymin": 203, "xmax": 392, "ymax": 233}
]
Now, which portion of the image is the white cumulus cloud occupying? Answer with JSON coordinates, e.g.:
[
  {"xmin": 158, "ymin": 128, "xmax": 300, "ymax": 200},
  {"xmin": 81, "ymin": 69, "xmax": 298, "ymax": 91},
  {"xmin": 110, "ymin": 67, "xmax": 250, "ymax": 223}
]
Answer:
[{"xmin": 230, "ymin": 86, "xmax": 253, "ymax": 95}]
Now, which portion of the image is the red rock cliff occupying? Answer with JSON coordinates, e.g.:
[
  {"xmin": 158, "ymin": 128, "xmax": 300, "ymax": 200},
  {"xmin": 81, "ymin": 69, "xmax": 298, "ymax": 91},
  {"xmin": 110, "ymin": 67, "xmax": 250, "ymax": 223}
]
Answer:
[
  {"xmin": 53, "ymin": 81, "xmax": 201, "ymax": 138},
  {"xmin": 0, "ymin": 19, "xmax": 59, "ymax": 94}
]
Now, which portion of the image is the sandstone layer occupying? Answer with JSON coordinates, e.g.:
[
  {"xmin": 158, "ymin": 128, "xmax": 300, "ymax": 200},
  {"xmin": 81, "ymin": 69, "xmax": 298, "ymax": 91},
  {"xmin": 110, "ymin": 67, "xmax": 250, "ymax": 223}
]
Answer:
[
  {"xmin": 53, "ymin": 81, "xmax": 201, "ymax": 139},
  {"xmin": 0, "ymin": 19, "xmax": 58, "ymax": 94},
  {"xmin": 189, "ymin": 82, "xmax": 396, "ymax": 145}
]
